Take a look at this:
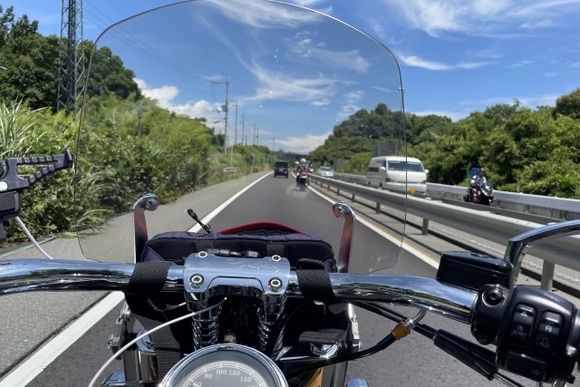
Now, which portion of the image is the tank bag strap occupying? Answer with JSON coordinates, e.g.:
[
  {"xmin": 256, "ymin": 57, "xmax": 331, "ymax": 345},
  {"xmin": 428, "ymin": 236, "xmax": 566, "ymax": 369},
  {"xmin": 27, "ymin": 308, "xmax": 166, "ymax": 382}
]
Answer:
[
  {"xmin": 296, "ymin": 269, "xmax": 336, "ymax": 304},
  {"xmin": 125, "ymin": 261, "xmax": 185, "ymax": 380}
]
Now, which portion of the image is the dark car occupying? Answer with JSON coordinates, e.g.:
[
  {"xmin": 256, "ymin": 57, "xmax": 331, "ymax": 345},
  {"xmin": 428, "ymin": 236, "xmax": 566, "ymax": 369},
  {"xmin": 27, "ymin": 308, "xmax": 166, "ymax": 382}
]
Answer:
[{"xmin": 274, "ymin": 161, "xmax": 289, "ymax": 178}]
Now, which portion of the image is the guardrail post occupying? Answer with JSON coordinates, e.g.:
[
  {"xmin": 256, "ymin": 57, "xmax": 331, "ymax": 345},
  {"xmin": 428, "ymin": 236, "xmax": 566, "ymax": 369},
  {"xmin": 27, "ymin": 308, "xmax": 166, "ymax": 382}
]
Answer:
[
  {"xmin": 541, "ymin": 261, "xmax": 555, "ymax": 291},
  {"xmin": 337, "ymin": 188, "xmax": 340, "ymax": 197},
  {"xmin": 351, "ymin": 193, "xmax": 355, "ymax": 202},
  {"xmin": 422, "ymin": 219, "xmax": 429, "ymax": 235},
  {"xmin": 375, "ymin": 202, "xmax": 380, "ymax": 214}
]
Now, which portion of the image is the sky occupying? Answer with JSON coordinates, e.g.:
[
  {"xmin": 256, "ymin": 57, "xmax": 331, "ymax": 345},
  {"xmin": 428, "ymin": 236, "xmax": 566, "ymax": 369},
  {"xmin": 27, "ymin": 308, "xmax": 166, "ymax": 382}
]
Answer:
[{"xmin": 9, "ymin": 0, "xmax": 580, "ymax": 152}]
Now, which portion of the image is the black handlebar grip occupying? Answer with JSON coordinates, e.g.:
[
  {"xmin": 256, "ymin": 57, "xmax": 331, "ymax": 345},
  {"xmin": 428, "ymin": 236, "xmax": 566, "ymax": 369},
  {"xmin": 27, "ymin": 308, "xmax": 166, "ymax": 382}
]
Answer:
[{"xmin": 474, "ymin": 284, "xmax": 579, "ymax": 384}]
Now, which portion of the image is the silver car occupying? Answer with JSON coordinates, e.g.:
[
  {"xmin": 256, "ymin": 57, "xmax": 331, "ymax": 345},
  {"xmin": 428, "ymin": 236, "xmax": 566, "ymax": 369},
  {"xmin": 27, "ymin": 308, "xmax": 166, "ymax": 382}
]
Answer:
[{"xmin": 317, "ymin": 166, "xmax": 335, "ymax": 177}]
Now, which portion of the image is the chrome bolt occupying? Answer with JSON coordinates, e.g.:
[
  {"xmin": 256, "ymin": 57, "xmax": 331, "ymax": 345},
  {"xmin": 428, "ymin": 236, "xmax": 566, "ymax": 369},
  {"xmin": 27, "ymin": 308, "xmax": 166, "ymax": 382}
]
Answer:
[
  {"xmin": 190, "ymin": 274, "xmax": 204, "ymax": 288},
  {"xmin": 268, "ymin": 277, "xmax": 282, "ymax": 292}
]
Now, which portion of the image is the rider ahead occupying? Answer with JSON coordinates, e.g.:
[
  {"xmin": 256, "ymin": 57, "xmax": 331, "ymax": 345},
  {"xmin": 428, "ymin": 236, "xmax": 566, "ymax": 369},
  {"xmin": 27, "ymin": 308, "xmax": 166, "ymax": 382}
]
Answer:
[
  {"xmin": 296, "ymin": 158, "xmax": 309, "ymax": 186},
  {"xmin": 470, "ymin": 167, "xmax": 487, "ymax": 187},
  {"xmin": 465, "ymin": 167, "xmax": 487, "ymax": 202}
]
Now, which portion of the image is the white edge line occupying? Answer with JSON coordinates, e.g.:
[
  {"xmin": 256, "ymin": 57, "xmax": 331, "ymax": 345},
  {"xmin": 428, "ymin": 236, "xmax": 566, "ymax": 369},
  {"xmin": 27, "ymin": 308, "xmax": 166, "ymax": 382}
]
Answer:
[
  {"xmin": 308, "ymin": 184, "xmax": 440, "ymax": 269},
  {"xmin": 2, "ymin": 172, "xmax": 435, "ymax": 386},
  {"xmin": 188, "ymin": 172, "xmax": 273, "ymax": 232},
  {"xmin": 0, "ymin": 292, "xmax": 125, "ymax": 387},
  {"xmin": 2, "ymin": 173, "xmax": 274, "ymax": 386}
]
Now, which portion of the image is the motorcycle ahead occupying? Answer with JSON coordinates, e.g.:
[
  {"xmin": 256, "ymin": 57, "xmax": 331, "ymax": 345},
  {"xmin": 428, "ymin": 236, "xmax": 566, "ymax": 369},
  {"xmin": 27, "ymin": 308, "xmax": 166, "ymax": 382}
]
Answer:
[
  {"xmin": 298, "ymin": 171, "xmax": 308, "ymax": 190},
  {"xmin": 1, "ymin": 1, "xmax": 580, "ymax": 387},
  {"xmin": 465, "ymin": 182, "xmax": 495, "ymax": 205}
]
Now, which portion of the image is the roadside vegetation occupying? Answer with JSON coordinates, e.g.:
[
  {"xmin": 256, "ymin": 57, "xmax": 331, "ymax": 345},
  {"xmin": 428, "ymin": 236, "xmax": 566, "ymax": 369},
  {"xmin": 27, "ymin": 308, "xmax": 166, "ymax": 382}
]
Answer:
[
  {"xmin": 310, "ymin": 93, "xmax": 580, "ymax": 199},
  {"xmin": 0, "ymin": 6, "xmax": 274, "ymax": 242}
]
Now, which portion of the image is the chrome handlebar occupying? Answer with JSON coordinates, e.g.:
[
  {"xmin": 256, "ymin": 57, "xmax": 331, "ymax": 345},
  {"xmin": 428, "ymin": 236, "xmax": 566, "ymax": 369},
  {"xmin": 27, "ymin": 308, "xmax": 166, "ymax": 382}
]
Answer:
[
  {"xmin": 0, "ymin": 257, "xmax": 476, "ymax": 325},
  {"xmin": 3, "ymin": 255, "xmax": 579, "ymax": 385}
]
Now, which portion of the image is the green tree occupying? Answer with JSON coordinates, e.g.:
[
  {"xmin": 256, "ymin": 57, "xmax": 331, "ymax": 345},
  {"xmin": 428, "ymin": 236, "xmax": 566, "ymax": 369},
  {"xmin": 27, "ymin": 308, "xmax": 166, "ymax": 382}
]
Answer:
[
  {"xmin": 553, "ymin": 88, "xmax": 580, "ymax": 120},
  {"xmin": 83, "ymin": 43, "xmax": 141, "ymax": 100},
  {"xmin": 338, "ymin": 151, "xmax": 372, "ymax": 174},
  {"xmin": 0, "ymin": 6, "xmax": 60, "ymax": 110}
]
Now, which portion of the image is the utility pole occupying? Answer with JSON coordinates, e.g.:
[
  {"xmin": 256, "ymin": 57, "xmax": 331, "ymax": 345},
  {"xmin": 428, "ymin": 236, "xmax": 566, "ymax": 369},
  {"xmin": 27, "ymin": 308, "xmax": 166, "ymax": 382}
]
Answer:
[
  {"xmin": 241, "ymin": 113, "xmax": 245, "ymax": 146},
  {"xmin": 253, "ymin": 124, "xmax": 259, "ymax": 146},
  {"xmin": 211, "ymin": 74, "xmax": 229, "ymax": 154},
  {"xmin": 57, "ymin": 0, "xmax": 85, "ymax": 114},
  {"xmin": 234, "ymin": 101, "xmax": 238, "ymax": 146}
]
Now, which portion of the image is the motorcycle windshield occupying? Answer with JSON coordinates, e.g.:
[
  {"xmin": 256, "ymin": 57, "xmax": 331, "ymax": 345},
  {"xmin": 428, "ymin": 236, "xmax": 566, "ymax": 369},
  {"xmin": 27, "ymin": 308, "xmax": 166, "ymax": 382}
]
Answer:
[{"xmin": 74, "ymin": 0, "xmax": 407, "ymax": 271}]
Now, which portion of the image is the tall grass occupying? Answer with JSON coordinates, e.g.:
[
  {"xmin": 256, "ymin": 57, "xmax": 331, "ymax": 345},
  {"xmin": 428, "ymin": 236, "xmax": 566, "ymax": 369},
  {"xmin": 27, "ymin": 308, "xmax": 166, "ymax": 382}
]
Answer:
[{"xmin": 0, "ymin": 100, "xmax": 46, "ymax": 158}]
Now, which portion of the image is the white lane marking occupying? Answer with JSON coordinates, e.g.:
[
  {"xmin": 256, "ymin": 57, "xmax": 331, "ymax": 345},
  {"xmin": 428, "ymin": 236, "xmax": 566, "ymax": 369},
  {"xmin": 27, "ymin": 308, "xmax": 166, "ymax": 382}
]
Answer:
[
  {"xmin": 0, "ymin": 292, "xmax": 125, "ymax": 387},
  {"xmin": 1, "ymin": 173, "xmax": 273, "ymax": 385},
  {"xmin": 188, "ymin": 172, "xmax": 272, "ymax": 232},
  {"xmin": 2, "ymin": 172, "xmax": 435, "ymax": 386},
  {"xmin": 308, "ymin": 184, "xmax": 439, "ymax": 269}
]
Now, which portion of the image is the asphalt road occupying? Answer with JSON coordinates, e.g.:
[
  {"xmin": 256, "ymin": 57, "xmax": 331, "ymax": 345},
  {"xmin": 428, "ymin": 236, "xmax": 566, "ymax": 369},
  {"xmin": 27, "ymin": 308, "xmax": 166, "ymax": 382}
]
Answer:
[{"xmin": 0, "ymin": 172, "xmax": 575, "ymax": 386}]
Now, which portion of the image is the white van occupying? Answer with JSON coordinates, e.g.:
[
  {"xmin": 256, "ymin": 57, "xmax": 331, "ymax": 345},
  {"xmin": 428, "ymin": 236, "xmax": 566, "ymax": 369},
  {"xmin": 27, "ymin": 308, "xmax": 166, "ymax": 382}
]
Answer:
[{"xmin": 366, "ymin": 156, "xmax": 428, "ymax": 194}]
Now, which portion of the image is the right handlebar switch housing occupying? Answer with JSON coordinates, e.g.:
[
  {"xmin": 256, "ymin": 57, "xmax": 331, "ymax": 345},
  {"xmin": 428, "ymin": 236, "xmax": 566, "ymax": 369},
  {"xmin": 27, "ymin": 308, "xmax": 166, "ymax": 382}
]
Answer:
[{"xmin": 472, "ymin": 284, "xmax": 580, "ymax": 384}]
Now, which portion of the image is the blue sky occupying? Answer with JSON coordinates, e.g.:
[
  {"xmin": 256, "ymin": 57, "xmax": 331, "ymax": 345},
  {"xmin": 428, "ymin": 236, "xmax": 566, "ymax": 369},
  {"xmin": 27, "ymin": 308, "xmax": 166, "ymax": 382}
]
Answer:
[{"xmin": 10, "ymin": 0, "xmax": 580, "ymax": 151}]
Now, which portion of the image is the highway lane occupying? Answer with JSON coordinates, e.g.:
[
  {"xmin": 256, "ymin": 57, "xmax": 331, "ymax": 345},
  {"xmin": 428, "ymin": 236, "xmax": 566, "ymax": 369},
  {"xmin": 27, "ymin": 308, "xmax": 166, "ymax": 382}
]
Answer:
[
  {"xmin": 1, "ymin": 172, "xmax": 567, "ymax": 386},
  {"xmin": 0, "ymin": 172, "xmax": 268, "ymax": 383}
]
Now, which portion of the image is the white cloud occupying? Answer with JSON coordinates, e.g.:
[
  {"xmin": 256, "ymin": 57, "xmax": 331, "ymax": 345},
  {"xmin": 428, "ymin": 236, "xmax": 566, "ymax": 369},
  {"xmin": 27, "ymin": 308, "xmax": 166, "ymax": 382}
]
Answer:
[
  {"xmin": 412, "ymin": 109, "xmax": 466, "ymax": 122},
  {"xmin": 518, "ymin": 93, "xmax": 561, "ymax": 107},
  {"xmin": 459, "ymin": 96, "xmax": 519, "ymax": 107},
  {"xmin": 311, "ymin": 98, "xmax": 331, "ymax": 107},
  {"xmin": 413, "ymin": 91, "xmax": 562, "ymax": 122},
  {"xmin": 384, "ymin": 0, "xmax": 467, "ymax": 37},
  {"xmin": 398, "ymin": 55, "xmax": 452, "ymax": 70},
  {"xmin": 510, "ymin": 59, "xmax": 533, "ymax": 68},
  {"xmin": 135, "ymin": 79, "xmax": 179, "ymax": 108},
  {"xmin": 171, "ymin": 100, "xmax": 218, "ymax": 118},
  {"xmin": 377, "ymin": 0, "xmax": 580, "ymax": 37},
  {"xmin": 459, "ymin": 92, "xmax": 563, "ymax": 110},
  {"xmin": 135, "ymin": 78, "xmax": 224, "ymax": 128},
  {"xmin": 276, "ymin": 132, "xmax": 333, "ymax": 152},
  {"xmin": 337, "ymin": 90, "xmax": 364, "ymax": 119},
  {"xmin": 239, "ymin": 66, "xmax": 342, "ymax": 104},
  {"xmin": 210, "ymin": 0, "xmax": 323, "ymax": 29},
  {"xmin": 398, "ymin": 54, "xmax": 495, "ymax": 71},
  {"xmin": 457, "ymin": 61, "xmax": 495, "ymax": 69},
  {"xmin": 290, "ymin": 0, "xmax": 333, "ymax": 13},
  {"xmin": 291, "ymin": 37, "xmax": 371, "ymax": 73}
]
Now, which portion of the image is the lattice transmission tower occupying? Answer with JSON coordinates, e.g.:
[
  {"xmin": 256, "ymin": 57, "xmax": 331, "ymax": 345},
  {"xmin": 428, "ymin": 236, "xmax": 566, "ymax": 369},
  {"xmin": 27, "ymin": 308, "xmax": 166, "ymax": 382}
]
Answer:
[{"xmin": 57, "ymin": 0, "xmax": 85, "ymax": 114}]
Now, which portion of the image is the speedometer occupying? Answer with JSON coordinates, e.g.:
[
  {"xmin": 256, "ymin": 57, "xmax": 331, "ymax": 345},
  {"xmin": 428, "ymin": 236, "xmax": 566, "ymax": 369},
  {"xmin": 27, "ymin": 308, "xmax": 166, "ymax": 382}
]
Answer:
[{"xmin": 160, "ymin": 344, "xmax": 288, "ymax": 387}]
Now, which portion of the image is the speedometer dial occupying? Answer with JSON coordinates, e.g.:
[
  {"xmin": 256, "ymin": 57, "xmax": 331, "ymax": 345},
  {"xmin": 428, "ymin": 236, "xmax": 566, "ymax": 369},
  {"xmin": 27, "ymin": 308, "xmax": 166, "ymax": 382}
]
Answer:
[
  {"xmin": 161, "ymin": 344, "xmax": 288, "ymax": 387},
  {"xmin": 181, "ymin": 360, "xmax": 268, "ymax": 387}
]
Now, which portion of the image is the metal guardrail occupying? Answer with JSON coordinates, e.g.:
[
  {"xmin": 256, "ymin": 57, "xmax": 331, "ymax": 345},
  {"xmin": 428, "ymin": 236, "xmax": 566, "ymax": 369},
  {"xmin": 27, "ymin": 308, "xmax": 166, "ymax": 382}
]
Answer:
[
  {"xmin": 309, "ymin": 174, "xmax": 580, "ymax": 292},
  {"xmin": 334, "ymin": 173, "xmax": 580, "ymax": 219},
  {"xmin": 426, "ymin": 182, "xmax": 580, "ymax": 220}
]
